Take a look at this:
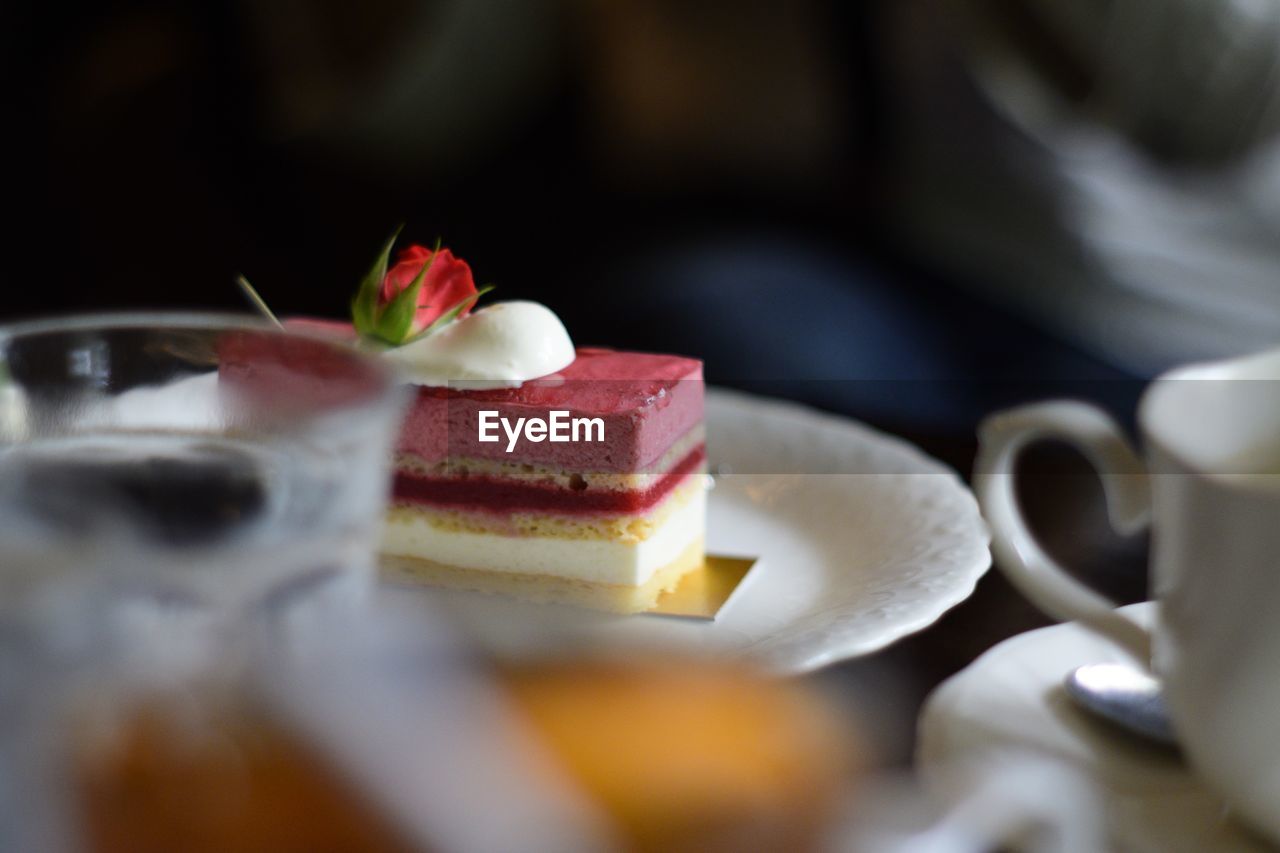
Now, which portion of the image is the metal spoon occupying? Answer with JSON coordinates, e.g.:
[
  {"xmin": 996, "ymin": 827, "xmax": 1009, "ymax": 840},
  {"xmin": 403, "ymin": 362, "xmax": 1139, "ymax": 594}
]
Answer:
[{"xmin": 1064, "ymin": 663, "xmax": 1178, "ymax": 747}]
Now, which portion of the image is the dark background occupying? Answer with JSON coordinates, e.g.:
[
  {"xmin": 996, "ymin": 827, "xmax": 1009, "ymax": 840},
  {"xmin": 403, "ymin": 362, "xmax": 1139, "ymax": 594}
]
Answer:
[
  {"xmin": 11, "ymin": 2, "xmax": 872, "ymax": 320},
  {"xmin": 11, "ymin": 0, "xmax": 1147, "ymax": 430},
  {"xmin": 10, "ymin": 0, "xmax": 1152, "ymax": 765}
]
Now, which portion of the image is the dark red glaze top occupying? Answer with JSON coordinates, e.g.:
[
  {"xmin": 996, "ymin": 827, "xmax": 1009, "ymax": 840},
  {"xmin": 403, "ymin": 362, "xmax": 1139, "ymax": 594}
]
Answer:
[
  {"xmin": 216, "ymin": 329, "xmax": 392, "ymax": 412},
  {"xmin": 400, "ymin": 348, "xmax": 703, "ymax": 472}
]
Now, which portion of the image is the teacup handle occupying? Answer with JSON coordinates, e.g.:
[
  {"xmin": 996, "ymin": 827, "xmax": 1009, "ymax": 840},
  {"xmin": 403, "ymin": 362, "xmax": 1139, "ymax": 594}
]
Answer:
[{"xmin": 975, "ymin": 401, "xmax": 1154, "ymax": 664}]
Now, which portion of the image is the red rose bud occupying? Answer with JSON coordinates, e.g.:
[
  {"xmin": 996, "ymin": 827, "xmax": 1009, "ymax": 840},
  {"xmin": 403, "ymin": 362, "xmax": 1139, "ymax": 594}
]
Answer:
[{"xmin": 380, "ymin": 245, "xmax": 478, "ymax": 333}]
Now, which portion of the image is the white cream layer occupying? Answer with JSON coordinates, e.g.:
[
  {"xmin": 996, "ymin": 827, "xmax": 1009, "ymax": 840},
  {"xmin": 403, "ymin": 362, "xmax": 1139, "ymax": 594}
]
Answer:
[{"xmin": 381, "ymin": 489, "xmax": 704, "ymax": 586}]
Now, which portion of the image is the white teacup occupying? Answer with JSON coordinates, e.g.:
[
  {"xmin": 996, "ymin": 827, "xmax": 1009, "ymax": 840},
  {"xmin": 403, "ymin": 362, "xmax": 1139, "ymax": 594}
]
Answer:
[{"xmin": 975, "ymin": 347, "xmax": 1280, "ymax": 840}]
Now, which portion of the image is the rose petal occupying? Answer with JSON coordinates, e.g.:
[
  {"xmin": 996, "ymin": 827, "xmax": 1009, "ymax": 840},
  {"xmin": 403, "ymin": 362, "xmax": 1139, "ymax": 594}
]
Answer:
[{"xmin": 380, "ymin": 245, "xmax": 479, "ymax": 332}]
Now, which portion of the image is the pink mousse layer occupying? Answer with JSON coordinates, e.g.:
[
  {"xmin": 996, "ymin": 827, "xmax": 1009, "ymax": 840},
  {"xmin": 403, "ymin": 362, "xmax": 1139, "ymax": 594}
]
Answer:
[
  {"xmin": 280, "ymin": 320, "xmax": 704, "ymax": 473},
  {"xmin": 400, "ymin": 348, "xmax": 703, "ymax": 472}
]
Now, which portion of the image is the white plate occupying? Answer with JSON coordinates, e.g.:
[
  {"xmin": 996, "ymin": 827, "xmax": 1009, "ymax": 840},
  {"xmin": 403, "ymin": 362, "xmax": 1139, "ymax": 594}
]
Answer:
[
  {"xmin": 396, "ymin": 387, "xmax": 991, "ymax": 673},
  {"xmin": 918, "ymin": 603, "xmax": 1267, "ymax": 852}
]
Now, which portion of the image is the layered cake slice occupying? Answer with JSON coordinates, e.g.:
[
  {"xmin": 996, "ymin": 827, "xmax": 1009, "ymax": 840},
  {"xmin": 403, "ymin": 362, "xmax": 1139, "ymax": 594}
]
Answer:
[
  {"xmin": 257, "ymin": 232, "xmax": 706, "ymax": 612},
  {"xmin": 381, "ymin": 345, "xmax": 705, "ymax": 613}
]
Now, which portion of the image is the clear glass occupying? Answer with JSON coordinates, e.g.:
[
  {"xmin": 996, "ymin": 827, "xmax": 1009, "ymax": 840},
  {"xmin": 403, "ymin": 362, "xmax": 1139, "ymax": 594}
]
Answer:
[{"xmin": 0, "ymin": 312, "xmax": 406, "ymax": 628}]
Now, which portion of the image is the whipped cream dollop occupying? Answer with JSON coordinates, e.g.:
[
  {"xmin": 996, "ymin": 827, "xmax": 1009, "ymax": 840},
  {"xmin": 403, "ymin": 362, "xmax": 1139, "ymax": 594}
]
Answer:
[{"xmin": 383, "ymin": 300, "xmax": 575, "ymax": 389}]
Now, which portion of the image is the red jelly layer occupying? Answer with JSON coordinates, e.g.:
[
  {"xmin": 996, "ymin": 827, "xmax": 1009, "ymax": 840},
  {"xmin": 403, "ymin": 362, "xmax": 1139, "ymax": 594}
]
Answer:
[{"xmin": 393, "ymin": 445, "xmax": 705, "ymax": 515}]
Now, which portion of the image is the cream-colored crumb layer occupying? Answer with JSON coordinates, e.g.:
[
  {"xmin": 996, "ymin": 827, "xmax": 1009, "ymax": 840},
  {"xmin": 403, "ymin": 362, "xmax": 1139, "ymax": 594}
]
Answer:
[
  {"xmin": 396, "ymin": 426, "xmax": 704, "ymax": 492},
  {"xmin": 381, "ymin": 488, "xmax": 704, "ymax": 586},
  {"xmin": 389, "ymin": 473, "xmax": 704, "ymax": 543},
  {"xmin": 380, "ymin": 538, "xmax": 704, "ymax": 614}
]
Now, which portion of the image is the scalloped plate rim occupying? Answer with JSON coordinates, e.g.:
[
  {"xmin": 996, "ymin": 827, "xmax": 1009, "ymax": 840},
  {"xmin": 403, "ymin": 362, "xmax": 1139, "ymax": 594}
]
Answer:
[{"xmin": 704, "ymin": 387, "xmax": 992, "ymax": 672}]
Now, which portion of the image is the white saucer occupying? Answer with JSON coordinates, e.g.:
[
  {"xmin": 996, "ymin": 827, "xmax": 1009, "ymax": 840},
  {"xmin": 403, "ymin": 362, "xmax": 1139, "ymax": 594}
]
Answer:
[
  {"xmin": 395, "ymin": 387, "xmax": 991, "ymax": 673},
  {"xmin": 918, "ymin": 603, "xmax": 1270, "ymax": 852}
]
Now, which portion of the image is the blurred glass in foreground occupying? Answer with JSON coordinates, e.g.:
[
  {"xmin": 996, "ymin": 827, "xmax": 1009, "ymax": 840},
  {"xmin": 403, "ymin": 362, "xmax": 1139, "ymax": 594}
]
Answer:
[
  {"xmin": 0, "ymin": 588, "xmax": 871, "ymax": 852},
  {"xmin": 0, "ymin": 313, "xmax": 406, "ymax": 631},
  {"xmin": 1, "ymin": 594, "xmax": 604, "ymax": 852}
]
